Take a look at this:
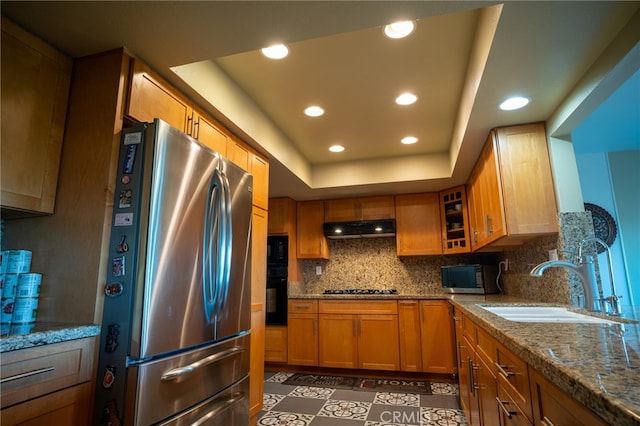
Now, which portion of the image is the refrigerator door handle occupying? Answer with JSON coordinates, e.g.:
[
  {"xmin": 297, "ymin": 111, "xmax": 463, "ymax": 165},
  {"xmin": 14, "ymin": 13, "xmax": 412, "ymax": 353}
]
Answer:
[
  {"xmin": 203, "ymin": 164, "xmax": 225, "ymax": 323},
  {"xmin": 160, "ymin": 347, "xmax": 245, "ymax": 381},
  {"xmin": 214, "ymin": 167, "xmax": 232, "ymax": 317}
]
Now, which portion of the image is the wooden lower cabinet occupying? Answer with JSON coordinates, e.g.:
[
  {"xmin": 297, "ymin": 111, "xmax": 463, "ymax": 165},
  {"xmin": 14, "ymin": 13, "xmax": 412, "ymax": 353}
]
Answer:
[
  {"xmin": 420, "ymin": 300, "xmax": 456, "ymax": 374},
  {"xmin": 455, "ymin": 306, "xmax": 607, "ymax": 426},
  {"xmin": 288, "ymin": 300, "xmax": 319, "ymax": 366},
  {"xmin": 529, "ymin": 368, "xmax": 607, "ymax": 426},
  {"xmin": 318, "ymin": 314, "xmax": 360, "ymax": 368},
  {"xmin": 476, "ymin": 353, "xmax": 500, "ymax": 426},
  {"xmin": 358, "ymin": 314, "xmax": 400, "ymax": 370},
  {"xmin": 249, "ymin": 306, "xmax": 265, "ymax": 423},
  {"xmin": 264, "ymin": 325, "xmax": 288, "ymax": 363},
  {"xmin": 1, "ymin": 381, "xmax": 93, "ymax": 426},
  {"xmin": 397, "ymin": 300, "xmax": 456, "ymax": 374},
  {"xmin": 318, "ymin": 300, "xmax": 399, "ymax": 371},
  {"xmin": 0, "ymin": 336, "xmax": 96, "ymax": 426},
  {"xmin": 398, "ymin": 300, "xmax": 422, "ymax": 372}
]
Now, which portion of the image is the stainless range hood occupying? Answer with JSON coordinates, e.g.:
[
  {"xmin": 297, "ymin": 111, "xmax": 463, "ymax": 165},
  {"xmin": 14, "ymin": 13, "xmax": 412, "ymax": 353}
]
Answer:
[{"xmin": 323, "ymin": 219, "xmax": 396, "ymax": 239}]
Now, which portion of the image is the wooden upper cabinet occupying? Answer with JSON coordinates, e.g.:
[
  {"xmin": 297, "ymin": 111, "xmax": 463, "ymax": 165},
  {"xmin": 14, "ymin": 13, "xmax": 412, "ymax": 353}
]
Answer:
[
  {"xmin": 395, "ymin": 193, "xmax": 442, "ymax": 256},
  {"xmin": 226, "ymin": 136, "xmax": 250, "ymax": 170},
  {"xmin": 268, "ymin": 198, "xmax": 296, "ymax": 235},
  {"xmin": 192, "ymin": 107, "xmax": 227, "ymax": 155},
  {"xmin": 127, "ymin": 59, "xmax": 193, "ymax": 133},
  {"xmin": 467, "ymin": 123, "xmax": 558, "ymax": 251},
  {"xmin": 324, "ymin": 196, "xmax": 395, "ymax": 222},
  {"xmin": 297, "ymin": 201, "xmax": 329, "ymax": 259},
  {"xmin": 1, "ymin": 16, "xmax": 72, "ymax": 216},
  {"xmin": 250, "ymin": 153, "xmax": 269, "ymax": 211},
  {"xmin": 439, "ymin": 186, "xmax": 471, "ymax": 254},
  {"xmin": 126, "ymin": 59, "xmax": 269, "ymax": 211}
]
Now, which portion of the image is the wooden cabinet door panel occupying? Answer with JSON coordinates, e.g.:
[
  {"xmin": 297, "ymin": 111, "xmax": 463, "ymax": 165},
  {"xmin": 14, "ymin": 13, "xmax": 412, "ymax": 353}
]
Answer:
[
  {"xmin": 529, "ymin": 368, "xmax": 606, "ymax": 426},
  {"xmin": 288, "ymin": 313, "xmax": 319, "ymax": 366},
  {"xmin": 420, "ymin": 301, "xmax": 456, "ymax": 374},
  {"xmin": 249, "ymin": 306, "xmax": 265, "ymax": 417},
  {"xmin": 193, "ymin": 110, "xmax": 227, "ymax": 155},
  {"xmin": 250, "ymin": 153, "xmax": 269, "ymax": 210},
  {"xmin": 264, "ymin": 325, "xmax": 288, "ymax": 363},
  {"xmin": 0, "ymin": 381, "xmax": 92, "ymax": 426},
  {"xmin": 358, "ymin": 314, "xmax": 399, "ymax": 371},
  {"xmin": 359, "ymin": 196, "xmax": 395, "ymax": 220},
  {"xmin": 297, "ymin": 201, "xmax": 329, "ymax": 259},
  {"xmin": 318, "ymin": 314, "xmax": 358, "ymax": 368},
  {"xmin": 226, "ymin": 137, "xmax": 250, "ymax": 170},
  {"xmin": 477, "ymin": 354, "xmax": 500, "ymax": 426},
  {"xmin": 324, "ymin": 196, "xmax": 395, "ymax": 222},
  {"xmin": 396, "ymin": 193, "xmax": 442, "ymax": 256},
  {"xmin": 324, "ymin": 198, "xmax": 359, "ymax": 222},
  {"xmin": 127, "ymin": 59, "xmax": 192, "ymax": 132},
  {"xmin": 398, "ymin": 301, "xmax": 422, "ymax": 372},
  {"xmin": 495, "ymin": 123, "xmax": 557, "ymax": 235},
  {"xmin": 1, "ymin": 16, "xmax": 72, "ymax": 215}
]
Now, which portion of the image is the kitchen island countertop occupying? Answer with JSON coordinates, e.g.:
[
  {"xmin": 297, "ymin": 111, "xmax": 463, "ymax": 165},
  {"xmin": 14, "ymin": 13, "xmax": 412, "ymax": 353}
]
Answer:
[{"xmin": 288, "ymin": 292, "xmax": 640, "ymax": 425}]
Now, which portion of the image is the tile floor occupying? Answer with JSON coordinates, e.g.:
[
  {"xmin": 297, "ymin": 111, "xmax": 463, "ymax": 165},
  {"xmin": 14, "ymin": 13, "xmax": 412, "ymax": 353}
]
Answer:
[{"xmin": 258, "ymin": 371, "xmax": 469, "ymax": 426}]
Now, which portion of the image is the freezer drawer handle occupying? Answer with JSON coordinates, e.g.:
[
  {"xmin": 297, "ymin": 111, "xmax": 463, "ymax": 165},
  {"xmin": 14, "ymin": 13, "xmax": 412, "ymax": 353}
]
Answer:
[
  {"xmin": 0, "ymin": 366, "xmax": 55, "ymax": 384},
  {"xmin": 191, "ymin": 391, "xmax": 246, "ymax": 426},
  {"xmin": 160, "ymin": 347, "xmax": 244, "ymax": 381}
]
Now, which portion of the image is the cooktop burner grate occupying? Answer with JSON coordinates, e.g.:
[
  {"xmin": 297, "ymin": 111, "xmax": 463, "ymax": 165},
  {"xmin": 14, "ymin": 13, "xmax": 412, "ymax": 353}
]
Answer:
[{"xmin": 322, "ymin": 289, "xmax": 398, "ymax": 295}]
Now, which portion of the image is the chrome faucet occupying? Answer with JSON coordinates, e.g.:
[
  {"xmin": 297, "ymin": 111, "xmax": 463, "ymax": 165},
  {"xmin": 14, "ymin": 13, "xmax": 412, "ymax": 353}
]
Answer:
[
  {"xmin": 578, "ymin": 237, "xmax": 622, "ymax": 316},
  {"xmin": 529, "ymin": 256, "xmax": 601, "ymax": 312}
]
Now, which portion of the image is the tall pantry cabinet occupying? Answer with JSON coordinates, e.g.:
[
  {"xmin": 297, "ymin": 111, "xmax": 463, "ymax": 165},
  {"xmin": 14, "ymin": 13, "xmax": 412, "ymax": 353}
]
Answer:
[{"xmin": 3, "ymin": 48, "xmax": 270, "ymax": 424}]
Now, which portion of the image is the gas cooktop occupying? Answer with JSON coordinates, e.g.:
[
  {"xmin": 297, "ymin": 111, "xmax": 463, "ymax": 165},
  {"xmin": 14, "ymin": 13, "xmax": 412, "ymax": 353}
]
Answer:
[{"xmin": 322, "ymin": 289, "xmax": 398, "ymax": 295}]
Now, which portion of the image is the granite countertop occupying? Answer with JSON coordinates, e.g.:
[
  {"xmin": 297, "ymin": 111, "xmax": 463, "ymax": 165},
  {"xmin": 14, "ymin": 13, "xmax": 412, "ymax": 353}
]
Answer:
[
  {"xmin": 0, "ymin": 322, "xmax": 101, "ymax": 353},
  {"xmin": 289, "ymin": 292, "xmax": 640, "ymax": 425},
  {"xmin": 451, "ymin": 297, "xmax": 640, "ymax": 426}
]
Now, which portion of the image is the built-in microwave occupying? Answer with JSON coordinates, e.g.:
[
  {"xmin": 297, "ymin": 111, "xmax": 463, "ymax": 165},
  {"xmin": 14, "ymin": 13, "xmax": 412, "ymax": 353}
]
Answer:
[{"xmin": 441, "ymin": 264, "xmax": 499, "ymax": 294}]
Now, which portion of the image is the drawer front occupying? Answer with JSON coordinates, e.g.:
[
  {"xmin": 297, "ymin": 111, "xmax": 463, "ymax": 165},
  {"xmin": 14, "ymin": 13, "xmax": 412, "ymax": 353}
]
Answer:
[
  {"xmin": 497, "ymin": 382, "xmax": 533, "ymax": 426},
  {"xmin": 476, "ymin": 325, "xmax": 497, "ymax": 367},
  {"xmin": 0, "ymin": 337, "xmax": 96, "ymax": 407},
  {"xmin": 318, "ymin": 300, "xmax": 398, "ymax": 315},
  {"xmin": 495, "ymin": 344, "xmax": 532, "ymax": 422},
  {"xmin": 289, "ymin": 299, "xmax": 318, "ymax": 314},
  {"xmin": 462, "ymin": 313, "xmax": 477, "ymax": 343}
]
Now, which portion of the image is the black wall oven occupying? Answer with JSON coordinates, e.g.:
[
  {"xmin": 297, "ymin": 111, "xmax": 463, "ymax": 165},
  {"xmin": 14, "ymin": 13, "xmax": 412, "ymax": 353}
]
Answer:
[{"xmin": 266, "ymin": 236, "xmax": 288, "ymax": 325}]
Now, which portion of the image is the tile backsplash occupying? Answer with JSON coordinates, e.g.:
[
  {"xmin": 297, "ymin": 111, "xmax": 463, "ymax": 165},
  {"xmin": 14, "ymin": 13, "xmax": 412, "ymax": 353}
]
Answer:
[
  {"xmin": 293, "ymin": 237, "xmax": 497, "ymax": 296},
  {"xmin": 291, "ymin": 211, "xmax": 597, "ymax": 307}
]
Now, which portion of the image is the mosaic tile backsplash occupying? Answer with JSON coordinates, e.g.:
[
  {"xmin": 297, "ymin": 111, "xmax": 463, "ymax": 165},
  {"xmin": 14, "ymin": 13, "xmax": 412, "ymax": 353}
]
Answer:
[{"xmin": 292, "ymin": 212, "xmax": 598, "ymax": 307}]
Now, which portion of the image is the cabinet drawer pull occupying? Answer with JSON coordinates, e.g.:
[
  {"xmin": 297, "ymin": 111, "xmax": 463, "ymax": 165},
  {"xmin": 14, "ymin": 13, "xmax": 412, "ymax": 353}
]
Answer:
[
  {"xmin": 496, "ymin": 397, "xmax": 517, "ymax": 418},
  {"xmin": 495, "ymin": 362, "xmax": 515, "ymax": 379},
  {"xmin": 468, "ymin": 359, "xmax": 475, "ymax": 395},
  {"xmin": 0, "ymin": 366, "xmax": 55, "ymax": 384},
  {"xmin": 541, "ymin": 416, "xmax": 556, "ymax": 426}
]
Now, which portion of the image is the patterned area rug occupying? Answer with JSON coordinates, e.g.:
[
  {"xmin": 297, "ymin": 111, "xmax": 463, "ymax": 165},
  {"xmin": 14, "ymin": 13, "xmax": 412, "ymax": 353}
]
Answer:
[{"xmin": 282, "ymin": 373, "xmax": 432, "ymax": 395}]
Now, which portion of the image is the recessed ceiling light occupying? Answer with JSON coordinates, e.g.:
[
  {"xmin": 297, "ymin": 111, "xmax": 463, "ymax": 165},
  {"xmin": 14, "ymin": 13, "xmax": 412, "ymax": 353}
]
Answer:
[
  {"xmin": 383, "ymin": 20, "xmax": 416, "ymax": 39},
  {"xmin": 261, "ymin": 44, "xmax": 289, "ymax": 59},
  {"xmin": 396, "ymin": 93, "xmax": 417, "ymax": 105},
  {"xmin": 329, "ymin": 145, "xmax": 345, "ymax": 153},
  {"xmin": 304, "ymin": 106, "xmax": 325, "ymax": 117},
  {"xmin": 500, "ymin": 96, "xmax": 530, "ymax": 111},
  {"xmin": 401, "ymin": 136, "xmax": 418, "ymax": 145}
]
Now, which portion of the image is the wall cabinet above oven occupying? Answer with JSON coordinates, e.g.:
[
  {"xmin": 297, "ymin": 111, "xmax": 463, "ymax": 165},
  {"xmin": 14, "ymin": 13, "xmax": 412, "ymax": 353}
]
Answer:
[{"xmin": 324, "ymin": 195, "xmax": 395, "ymax": 222}]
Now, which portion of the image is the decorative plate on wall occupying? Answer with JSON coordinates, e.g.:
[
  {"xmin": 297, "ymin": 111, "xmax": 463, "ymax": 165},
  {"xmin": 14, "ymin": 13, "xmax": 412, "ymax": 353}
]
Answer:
[{"xmin": 584, "ymin": 202, "xmax": 617, "ymax": 252}]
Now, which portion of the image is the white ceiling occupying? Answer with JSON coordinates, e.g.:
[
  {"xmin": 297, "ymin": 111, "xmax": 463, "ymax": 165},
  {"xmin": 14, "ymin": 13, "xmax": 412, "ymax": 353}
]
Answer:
[{"xmin": 2, "ymin": 1, "xmax": 639, "ymax": 201}]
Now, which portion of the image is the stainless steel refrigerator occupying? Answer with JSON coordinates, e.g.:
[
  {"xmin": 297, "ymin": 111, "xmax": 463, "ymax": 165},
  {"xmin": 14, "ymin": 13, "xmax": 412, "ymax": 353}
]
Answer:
[{"xmin": 94, "ymin": 119, "xmax": 252, "ymax": 425}]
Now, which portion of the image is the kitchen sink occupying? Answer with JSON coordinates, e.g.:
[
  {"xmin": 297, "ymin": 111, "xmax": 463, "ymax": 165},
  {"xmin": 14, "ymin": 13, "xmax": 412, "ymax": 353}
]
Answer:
[{"xmin": 478, "ymin": 305, "xmax": 620, "ymax": 324}]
